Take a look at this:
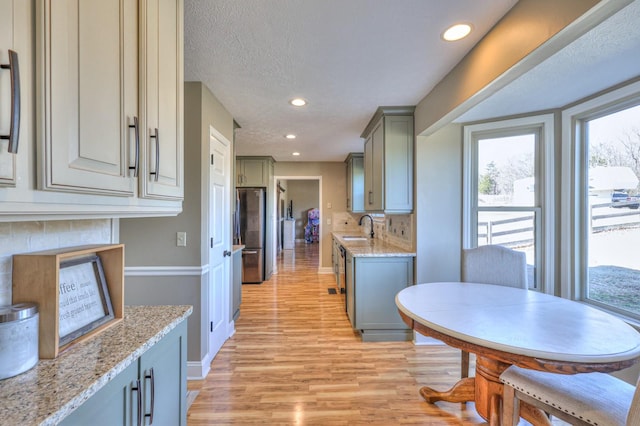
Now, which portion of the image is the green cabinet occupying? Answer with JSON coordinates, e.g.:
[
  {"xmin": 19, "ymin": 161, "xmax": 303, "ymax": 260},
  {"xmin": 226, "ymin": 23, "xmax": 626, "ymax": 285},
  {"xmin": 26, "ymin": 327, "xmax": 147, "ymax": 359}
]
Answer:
[
  {"xmin": 236, "ymin": 157, "xmax": 273, "ymax": 187},
  {"xmin": 60, "ymin": 321, "xmax": 187, "ymax": 426},
  {"xmin": 347, "ymin": 254, "xmax": 414, "ymax": 342},
  {"xmin": 345, "ymin": 153, "xmax": 364, "ymax": 213},
  {"xmin": 232, "ymin": 249, "xmax": 242, "ymax": 320},
  {"xmin": 59, "ymin": 361, "xmax": 139, "ymax": 426},
  {"xmin": 139, "ymin": 320, "xmax": 187, "ymax": 426},
  {"xmin": 361, "ymin": 107, "xmax": 414, "ymax": 213}
]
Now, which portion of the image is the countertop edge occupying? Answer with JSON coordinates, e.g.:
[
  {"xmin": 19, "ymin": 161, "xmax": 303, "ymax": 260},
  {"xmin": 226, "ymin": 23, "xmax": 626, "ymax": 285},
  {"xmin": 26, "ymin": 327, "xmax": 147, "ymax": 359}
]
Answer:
[
  {"xmin": 332, "ymin": 232, "xmax": 416, "ymax": 257},
  {"xmin": 37, "ymin": 305, "xmax": 193, "ymax": 426},
  {"xmin": 0, "ymin": 305, "xmax": 193, "ymax": 425}
]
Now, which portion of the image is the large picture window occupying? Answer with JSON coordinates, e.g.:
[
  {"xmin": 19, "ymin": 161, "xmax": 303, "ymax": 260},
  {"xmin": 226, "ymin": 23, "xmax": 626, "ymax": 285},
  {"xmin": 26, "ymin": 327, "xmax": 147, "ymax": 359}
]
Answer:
[
  {"xmin": 561, "ymin": 81, "xmax": 640, "ymax": 320},
  {"xmin": 463, "ymin": 115, "xmax": 554, "ymax": 292},
  {"xmin": 582, "ymin": 103, "xmax": 640, "ymax": 317}
]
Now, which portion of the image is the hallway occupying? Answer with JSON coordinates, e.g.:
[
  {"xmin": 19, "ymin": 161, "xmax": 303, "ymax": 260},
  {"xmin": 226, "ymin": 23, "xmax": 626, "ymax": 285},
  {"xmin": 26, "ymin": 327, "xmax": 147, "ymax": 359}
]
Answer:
[{"xmin": 187, "ymin": 242, "xmax": 485, "ymax": 425}]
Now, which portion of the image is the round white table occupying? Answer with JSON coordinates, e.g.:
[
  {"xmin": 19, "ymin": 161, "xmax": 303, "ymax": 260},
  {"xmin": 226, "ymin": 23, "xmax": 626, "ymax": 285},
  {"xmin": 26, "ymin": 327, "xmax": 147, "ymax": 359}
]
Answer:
[{"xmin": 396, "ymin": 282, "xmax": 640, "ymax": 425}]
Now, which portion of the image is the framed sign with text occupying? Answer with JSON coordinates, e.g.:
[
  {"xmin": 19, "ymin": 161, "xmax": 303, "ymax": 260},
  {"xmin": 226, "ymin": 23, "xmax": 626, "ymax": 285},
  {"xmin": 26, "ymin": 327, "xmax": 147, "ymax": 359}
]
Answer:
[{"xmin": 58, "ymin": 255, "xmax": 114, "ymax": 346}]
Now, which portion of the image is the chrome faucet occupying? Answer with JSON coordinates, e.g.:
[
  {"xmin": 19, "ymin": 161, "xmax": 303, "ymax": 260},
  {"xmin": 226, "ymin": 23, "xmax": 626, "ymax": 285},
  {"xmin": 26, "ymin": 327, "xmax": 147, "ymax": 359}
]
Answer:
[{"xmin": 358, "ymin": 214, "xmax": 375, "ymax": 239}]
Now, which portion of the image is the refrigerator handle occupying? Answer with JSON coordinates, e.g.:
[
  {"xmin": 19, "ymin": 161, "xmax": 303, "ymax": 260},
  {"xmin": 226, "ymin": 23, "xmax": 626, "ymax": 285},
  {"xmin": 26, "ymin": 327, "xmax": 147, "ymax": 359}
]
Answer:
[{"xmin": 243, "ymin": 250, "xmax": 258, "ymax": 255}]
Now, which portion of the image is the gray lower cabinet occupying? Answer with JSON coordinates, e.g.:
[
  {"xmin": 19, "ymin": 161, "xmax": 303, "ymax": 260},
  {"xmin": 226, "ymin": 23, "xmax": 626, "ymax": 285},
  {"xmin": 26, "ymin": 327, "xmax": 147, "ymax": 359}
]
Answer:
[
  {"xmin": 60, "ymin": 360, "xmax": 140, "ymax": 426},
  {"xmin": 60, "ymin": 321, "xmax": 187, "ymax": 426},
  {"xmin": 347, "ymin": 254, "xmax": 414, "ymax": 342},
  {"xmin": 232, "ymin": 249, "xmax": 242, "ymax": 320}
]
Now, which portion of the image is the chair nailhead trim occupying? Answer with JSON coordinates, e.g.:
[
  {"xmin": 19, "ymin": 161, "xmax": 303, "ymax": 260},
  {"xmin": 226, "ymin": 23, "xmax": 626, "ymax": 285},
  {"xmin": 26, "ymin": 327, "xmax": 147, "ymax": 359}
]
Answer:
[{"xmin": 502, "ymin": 381, "xmax": 600, "ymax": 426}]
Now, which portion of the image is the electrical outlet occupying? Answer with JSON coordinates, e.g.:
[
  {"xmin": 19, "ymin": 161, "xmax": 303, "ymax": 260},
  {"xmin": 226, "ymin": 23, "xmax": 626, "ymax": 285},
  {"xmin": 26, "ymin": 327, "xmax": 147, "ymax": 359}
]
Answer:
[
  {"xmin": 327, "ymin": 218, "xmax": 332, "ymax": 225},
  {"xmin": 177, "ymin": 232, "xmax": 187, "ymax": 247}
]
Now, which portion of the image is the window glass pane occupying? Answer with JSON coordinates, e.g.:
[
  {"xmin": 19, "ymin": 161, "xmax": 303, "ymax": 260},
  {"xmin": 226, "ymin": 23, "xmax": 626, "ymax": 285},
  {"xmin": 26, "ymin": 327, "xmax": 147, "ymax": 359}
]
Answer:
[
  {"xmin": 586, "ymin": 104, "xmax": 640, "ymax": 316},
  {"xmin": 477, "ymin": 210, "xmax": 536, "ymax": 288},
  {"xmin": 477, "ymin": 135, "xmax": 535, "ymax": 207}
]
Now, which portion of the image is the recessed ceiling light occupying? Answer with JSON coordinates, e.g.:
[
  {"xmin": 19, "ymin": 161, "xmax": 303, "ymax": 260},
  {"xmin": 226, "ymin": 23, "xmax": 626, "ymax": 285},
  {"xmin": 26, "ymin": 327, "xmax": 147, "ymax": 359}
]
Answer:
[
  {"xmin": 285, "ymin": 134, "xmax": 296, "ymax": 139},
  {"xmin": 292, "ymin": 152, "xmax": 300, "ymax": 156},
  {"xmin": 442, "ymin": 23, "xmax": 472, "ymax": 41},
  {"xmin": 290, "ymin": 98, "xmax": 307, "ymax": 107}
]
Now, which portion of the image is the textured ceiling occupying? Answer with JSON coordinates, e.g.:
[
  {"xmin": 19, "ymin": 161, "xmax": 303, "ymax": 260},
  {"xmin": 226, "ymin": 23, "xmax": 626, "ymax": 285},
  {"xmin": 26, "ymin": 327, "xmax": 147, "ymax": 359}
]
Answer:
[
  {"xmin": 184, "ymin": 0, "xmax": 519, "ymax": 162},
  {"xmin": 457, "ymin": 0, "xmax": 640, "ymax": 123}
]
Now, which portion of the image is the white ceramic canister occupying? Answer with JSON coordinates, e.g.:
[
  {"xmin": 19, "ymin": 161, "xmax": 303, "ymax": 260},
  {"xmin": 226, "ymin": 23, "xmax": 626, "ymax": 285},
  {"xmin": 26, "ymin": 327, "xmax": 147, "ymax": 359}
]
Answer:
[{"xmin": 0, "ymin": 303, "xmax": 39, "ymax": 380}]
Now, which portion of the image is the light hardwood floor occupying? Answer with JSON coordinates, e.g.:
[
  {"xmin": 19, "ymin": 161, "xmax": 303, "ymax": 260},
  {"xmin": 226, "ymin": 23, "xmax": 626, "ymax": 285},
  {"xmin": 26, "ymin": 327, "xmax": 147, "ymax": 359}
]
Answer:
[{"xmin": 187, "ymin": 242, "xmax": 487, "ymax": 425}]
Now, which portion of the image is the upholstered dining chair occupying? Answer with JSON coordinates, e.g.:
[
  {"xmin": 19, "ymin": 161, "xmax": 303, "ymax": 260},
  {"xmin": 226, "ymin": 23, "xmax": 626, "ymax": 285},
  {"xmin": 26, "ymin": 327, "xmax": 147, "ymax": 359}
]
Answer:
[
  {"xmin": 500, "ymin": 365, "xmax": 640, "ymax": 426},
  {"xmin": 460, "ymin": 245, "xmax": 528, "ymax": 378}
]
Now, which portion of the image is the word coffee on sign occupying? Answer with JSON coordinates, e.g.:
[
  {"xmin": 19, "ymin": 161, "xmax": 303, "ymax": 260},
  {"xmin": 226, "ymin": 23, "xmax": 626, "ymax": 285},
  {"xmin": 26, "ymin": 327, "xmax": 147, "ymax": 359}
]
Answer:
[{"xmin": 58, "ymin": 260, "xmax": 106, "ymax": 339}]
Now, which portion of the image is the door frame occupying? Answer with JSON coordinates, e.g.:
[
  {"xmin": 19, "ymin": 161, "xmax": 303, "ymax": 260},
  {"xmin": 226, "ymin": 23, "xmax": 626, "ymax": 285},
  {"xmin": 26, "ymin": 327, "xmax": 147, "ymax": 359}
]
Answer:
[{"xmin": 272, "ymin": 175, "xmax": 322, "ymax": 272}]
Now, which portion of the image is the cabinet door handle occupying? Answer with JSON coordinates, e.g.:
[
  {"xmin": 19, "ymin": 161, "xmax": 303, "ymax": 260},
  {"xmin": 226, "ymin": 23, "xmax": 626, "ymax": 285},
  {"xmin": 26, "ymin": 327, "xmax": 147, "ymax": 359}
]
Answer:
[
  {"xmin": 368, "ymin": 191, "xmax": 373, "ymax": 205},
  {"xmin": 149, "ymin": 128, "xmax": 160, "ymax": 182},
  {"xmin": 144, "ymin": 368, "xmax": 155, "ymax": 424},
  {"xmin": 243, "ymin": 250, "xmax": 258, "ymax": 255},
  {"xmin": 0, "ymin": 50, "xmax": 21, "ymax": 154},
  {"xmin": 223, "ymin": 250, "xmax": 232, "ymax": 257},
  {"xmin": 132, "ymin": 378, "xmax": 142, "ymax": 426},
  {"xmin": 128, "ymin": 116, "xmax": 140, "ymax": 177},
  {"xmin": 346, "ymin": 198, "xmax": 350, "ymax": 209}
]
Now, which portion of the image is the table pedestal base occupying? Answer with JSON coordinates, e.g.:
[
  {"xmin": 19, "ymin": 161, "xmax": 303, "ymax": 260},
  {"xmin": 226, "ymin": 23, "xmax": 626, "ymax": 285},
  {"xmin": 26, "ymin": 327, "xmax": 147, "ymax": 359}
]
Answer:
[
  {"xmin": 419, "ymin": 377, "xmax": 474, "ymax": 403},
  {"xmin": 418, "ymin": 356, "xmax": 549, "ymax": 426}
]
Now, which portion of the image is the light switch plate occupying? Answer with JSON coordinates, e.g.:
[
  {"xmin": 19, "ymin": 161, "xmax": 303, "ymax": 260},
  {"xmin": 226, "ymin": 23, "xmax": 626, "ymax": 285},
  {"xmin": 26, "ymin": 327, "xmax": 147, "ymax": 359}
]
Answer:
[{"xmin": 177, "ymin": 232, "xmax": 187, "ymax": 247}]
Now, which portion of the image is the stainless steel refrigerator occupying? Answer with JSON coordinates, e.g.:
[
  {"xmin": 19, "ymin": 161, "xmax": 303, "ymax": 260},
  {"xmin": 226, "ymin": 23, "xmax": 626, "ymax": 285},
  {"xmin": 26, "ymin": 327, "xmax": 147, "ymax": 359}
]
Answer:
[{"xmin": 238, "ymin": 188, "xmax": 265, "ymax": 283}]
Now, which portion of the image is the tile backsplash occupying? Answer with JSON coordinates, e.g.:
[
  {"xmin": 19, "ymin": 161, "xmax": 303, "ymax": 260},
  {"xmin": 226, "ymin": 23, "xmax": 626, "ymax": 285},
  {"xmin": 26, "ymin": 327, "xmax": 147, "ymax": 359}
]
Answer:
[
  {"xmin": 0, "ymin": 219, "xmax": 115, "ymax": 305},
  {"xmin": 332, "ymin": 212, "xmax": 414, "ymax": 251}
]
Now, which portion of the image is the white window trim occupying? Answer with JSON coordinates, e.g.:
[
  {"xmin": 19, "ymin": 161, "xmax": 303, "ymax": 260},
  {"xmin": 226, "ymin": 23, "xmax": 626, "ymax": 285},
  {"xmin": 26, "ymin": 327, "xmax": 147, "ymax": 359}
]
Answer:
[
  {"xmin": 560, "ymin": 80, "xmax": 640, "ymax": 300},
  {"xmin": 463, "ymin": 114, "xmax": 555, "ymax": 294}
]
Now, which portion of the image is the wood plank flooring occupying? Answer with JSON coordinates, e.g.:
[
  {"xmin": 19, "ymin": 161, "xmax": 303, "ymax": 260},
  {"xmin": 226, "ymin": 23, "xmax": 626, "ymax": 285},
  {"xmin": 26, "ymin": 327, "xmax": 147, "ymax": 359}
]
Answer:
[{"xmin": 187, "ymin": 242, "xmax": 487, "ymax": 425}]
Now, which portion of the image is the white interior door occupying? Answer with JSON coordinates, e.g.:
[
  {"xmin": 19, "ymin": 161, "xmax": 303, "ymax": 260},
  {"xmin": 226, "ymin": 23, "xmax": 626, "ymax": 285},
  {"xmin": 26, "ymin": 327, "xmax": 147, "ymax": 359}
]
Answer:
[{"xmin": 208, "ymin": 126, "xmax": 230, "ymax": 358}]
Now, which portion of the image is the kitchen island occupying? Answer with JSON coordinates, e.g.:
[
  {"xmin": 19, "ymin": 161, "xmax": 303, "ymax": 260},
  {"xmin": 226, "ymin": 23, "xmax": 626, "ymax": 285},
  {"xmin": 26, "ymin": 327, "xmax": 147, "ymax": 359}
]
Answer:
[
  {"xmin": 332, "ymin": 232, "xmax": 415, "ymax": 341},
  {"xmin": 0, "ymin": 305, "xmax": 192, "ymax": 425}
]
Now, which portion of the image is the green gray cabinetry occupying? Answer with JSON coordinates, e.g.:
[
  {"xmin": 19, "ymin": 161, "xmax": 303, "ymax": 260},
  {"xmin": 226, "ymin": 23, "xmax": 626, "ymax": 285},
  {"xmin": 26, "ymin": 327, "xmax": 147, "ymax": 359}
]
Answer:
[
  {"xmin": 232, "ymin": 248, "xmax": 242, "ymax": 320},
  {"xmin": 346, "ymin": 253, "xmax": 414, "ymax": 342},
  {"xmin": 236, "ymin": 157, "xmax": 273, "ymax": 187},
  {"xmin": 60, "ymin": 321, "xmax": 188, "ymax": 426},
  {"xmin": 361, "ymin": 107, "xmax": 414, "ymax": 213},
  {"xmin": 345, "ymin": 153, "xmax": 365, "ymax": 213}
]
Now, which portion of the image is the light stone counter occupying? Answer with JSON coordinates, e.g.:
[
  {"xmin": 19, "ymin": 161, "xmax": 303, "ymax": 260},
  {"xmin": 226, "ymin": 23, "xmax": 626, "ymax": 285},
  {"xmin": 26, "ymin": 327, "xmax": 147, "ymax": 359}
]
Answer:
[
  {"xmin": 332, "ymin": 232, "xmax": 416, "ymax": 257},
  {"xmin": 0, "ymin": 305, "xmax": 192, "ymax": 425},
  {"xmin": 232, "ymin": 244, "xmax": 245, "ymax": 253}
]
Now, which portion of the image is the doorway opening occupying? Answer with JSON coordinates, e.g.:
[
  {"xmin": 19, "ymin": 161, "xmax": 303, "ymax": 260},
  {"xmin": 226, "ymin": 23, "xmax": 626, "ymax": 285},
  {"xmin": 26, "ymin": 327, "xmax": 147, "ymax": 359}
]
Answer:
[{"xmin": 273, "ymin": 176, "xmax": 322, "ymax": 273}]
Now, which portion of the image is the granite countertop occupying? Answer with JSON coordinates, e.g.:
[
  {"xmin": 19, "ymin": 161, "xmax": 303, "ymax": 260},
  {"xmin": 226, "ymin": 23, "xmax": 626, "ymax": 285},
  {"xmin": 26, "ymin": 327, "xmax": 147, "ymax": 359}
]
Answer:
[
  {"xmin": 332, "ymin": 232, "xmax": 416, "ymax": 257},
  {"xmin": 232, "ymin": 244, "xmax": 245, "ymax": 253},
  {"xmin": 0, "ymin": 305, "xmax": 192, "ymax": 426}
]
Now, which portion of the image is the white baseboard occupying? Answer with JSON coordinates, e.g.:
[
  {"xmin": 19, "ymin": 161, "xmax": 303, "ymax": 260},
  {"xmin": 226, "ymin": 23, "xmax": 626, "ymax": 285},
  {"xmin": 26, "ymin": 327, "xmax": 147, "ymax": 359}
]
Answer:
[
  {"xmin": 187, "ymin": 353, "xmax": 212, "ymax": 380},
  {"xmin": 317, "ymin": 267, "xmax": 333, "ymax": 274}
]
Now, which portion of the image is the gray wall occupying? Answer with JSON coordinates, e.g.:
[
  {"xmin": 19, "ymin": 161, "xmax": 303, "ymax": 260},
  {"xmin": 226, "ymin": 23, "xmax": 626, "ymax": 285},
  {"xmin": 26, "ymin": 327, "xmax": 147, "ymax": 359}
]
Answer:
[
  {"xmin": 415, "ymin": 124, "xmax": 463, "ymax": 284},
  {"xmin": 287, "ymin": 180, "xmax": 320, "ymax": 239}
]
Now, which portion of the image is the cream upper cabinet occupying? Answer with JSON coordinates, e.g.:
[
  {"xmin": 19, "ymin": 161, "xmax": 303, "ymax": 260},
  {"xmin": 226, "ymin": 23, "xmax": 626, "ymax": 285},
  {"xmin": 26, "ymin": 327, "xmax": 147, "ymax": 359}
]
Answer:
[
  {"xmin": 0, "ymin": 0, "xmax": 29, "ymax": 187},
  {"xmin": 0, "ymin": 0, "xmax": 184, "ymax": 221},
  {"xmin": 38, "ymin": 0, "xmax": 137, "ymax": 196},
  {"xmin": 139, "ymin": 0, "xmax": 184, "ymax": 200},
  {"xmin": 361, "ymin": 107, "xmax": 414, "ymax": 214}
]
